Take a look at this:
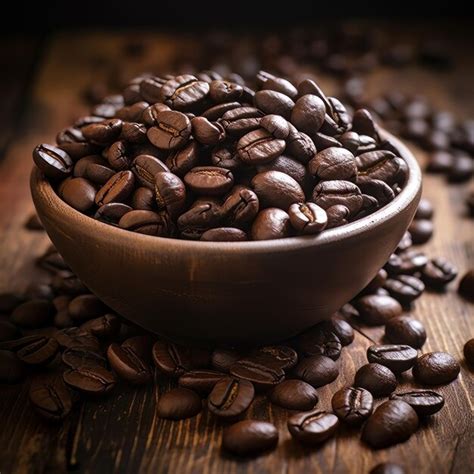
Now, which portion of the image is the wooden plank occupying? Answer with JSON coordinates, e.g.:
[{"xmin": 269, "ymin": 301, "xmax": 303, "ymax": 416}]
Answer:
[{"xmin": 0, "ymin": 28, "xmax": 473, "ymax": 474}]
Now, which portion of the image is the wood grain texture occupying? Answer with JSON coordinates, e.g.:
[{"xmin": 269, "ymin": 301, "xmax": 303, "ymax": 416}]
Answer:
[{"xmin": 0, "ymin": 27, "xmax": 473, "ymax": 474}]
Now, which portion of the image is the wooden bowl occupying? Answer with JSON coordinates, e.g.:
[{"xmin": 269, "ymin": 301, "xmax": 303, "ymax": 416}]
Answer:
[{"xmin": 31, "ymin": 131, "xmax": 421, "ymax": 345}]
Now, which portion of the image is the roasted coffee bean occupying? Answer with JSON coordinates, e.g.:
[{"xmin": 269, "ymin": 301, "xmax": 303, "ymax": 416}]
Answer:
[
  {"xmin": 384, "ymin": 275, "xmax": 425, "ymax": 305},
  {"xmin": 119, "ymin": 210, "xmax": 173, "ymax": 236},
  {"xmin": 221, "ymin": 106, "xmax": 262, "ymax": 136},
  {"xmin": 95, "ymin": 202, "xmax": 133, "ymax": 225},
  {"xmin": 211, "ymin": 347, "xmax": 241, "ymax": 373},
  {"xmin": 354, "ymin": 363, "xmax": 397, "ymax": 397},
  {"xmin": 270, "ymin": 379, "xmax": 318, "ymax": 410},
  {"xmin": 80, "ymin": 314, "xmax": 120, "ymax": 338},
  {"xmin": 360, "ymin": 269, "xmax": 388, "ymax": 295},
  {"xmin": 82, "ymin": 119, "xmax": 122, "ymax": 145},
  {"xmin": 285, "ymin": 126, "xmax": 316, "ymax": 164},
  {"xmin": 426, "ymin": 150, "xmax": 453, "ymax": 173},
  {"xmin": 154, "ymin": 172, "xmax": 186, "ymax": 217},
  {"xmin": 211, "ymin": 144, "xmax": 243, "ymax": 172},
  {"xmin": 385, "ymin": 249, "xmax": 428, "ymax": 275},
  {"xmin": 222, "ymin": 187, "xmax": 259, "ymax": 227},
  {"xmin": 415, "ymin": 198, "xmax": 434, "ymax": 220},
  {"xmin": 262, "ymin": 75, "xmax": 297, "ymax": 98},
  {"xmin": 63, "ymin": 366, "xmax": 116, "ymax": 395},
  {"xmin": 147, "ymin": 110, "xmax": 192, "ymax": 150},
  {"xmin": 458, "ymin": 269, "xmax": 474, "ymax": 300},
  {"xmin": 229, "ymin": 358, "xmax": 285, "ymax": 390},
  {"xmin": 54, "ymin": 327, "xmax": 100, "ymax": 351},
  {"xmin": 184, "ymin": 166, "xmax": 234, "ymax": 196},
  {"xmin": 385, "ymin": 315, "xmax": 427, "ymax": 349},
  {"xmin": 0, "ymin": 350, "xmax": 25, "ymax": 383},
  {"xmin": 309, "ymin": 147, "xmax": 356, "ymax": 181},
  {"xmin": 325, "ymin": 204, "xmax": 350, "ymax": 228},
  {"xmin": 370, "ymin": 463, "xmax": 406, "ymax": 474},
  {"xmin": 297, "ymin": 326, "xmax": 342, "ymax": 360},
  {"xmin": 142, "ymin": 103, "xmax": 171, "ymax": 126},
  {"xmin": 223, "ymin": 420, "xmax": 278, "ymax": 456},
  {"xmin": 57, "ymin": 127, "xmax": 98, "ymax": 159},
  {"xmin": 68, "ymin": 294, "xmax": 108, "ymax": 322},
  {"xmin": 413, "ymin": 352, "xmax": 460, "ymax": 385},
  {"xmin": 156, "ymin": 387, "xmax": 202, "ymax": 420},
  {"xmin": 237, "ymin": 129, "xmax": 286, "ymax": 165},
  {"xmin": 33, "ymin": 144, "xmax": 73, "ymax": 180},
  {"xmin": 448, "ymin": 154, "xmax": 474, "ymax": 182},
  {"xmin": 463, "ymin": 338, "xmax": 474, "ymax": 366},
  {"xmin": 200, "ymin": 227, "xmax": 247, "ymax": 241},
  {"xmin": 74, "ymin": 155, "xmax": 105, "ymax": 178},
  {"xmin": 85, "ymin": 160, "xmax": 115, "ymax": 184},
  {"xmin": 352, "ymin": 108, "xmax": 377, "ymax": 138},
  {"xmin": 106, "ymin": 140, "xmax": 130, "ymax": 170},
  {"xmin": 367, "ymin": 344, "xmax": 418, "ymax": 374},
  {"xmin": 408, "ymin": 219, "xmax": 433, "ymax": 244},
  {"xmin": 251, "ymin": 208, "xmax": 291, "ymax": 240},
  {"xmin": 16, "ymin": 336, "xmax": 59, "ymax": 366},
  {"xmin": 178, "ymin": 370, "xmax": 225, "ymax": 395},
  {"xmin": 62, "ymin": 347, "xmax": 107, "ymax": 369},
  {"xmin": 257, "ymin": 155, "xmax": 312, "ymax": 192},
  {"xmin": 95, "ymin": 170, "xmax": 135, "ymax": 206},
  {"xmin": 121, "ymin": 122, "xmax": 147, "ymax": 143},
  {"xmin": 107, "ymin": 336, "xmax": 154, "ymax": 384},
  {"xmin": 178, "ymin": 201, "xmax": 222, "ymax": 240},
  {"xmin": 117, "ymin": 101, "xmax": 150, "ymax": 122},
  {"xmin": 209, "ymin": 80, "xmax": 243, "ymax": 103},
  {"xmin": 254, "ymin": 90, "xmax": 294, "ymax": 119},
  {"xmin": 202, "ymin": 102, "xmax": 241, "ymax": 121},
  {"xmin": 421, "ymin": 257, "xmax": 458, "ymax": 289},
  {"xmin": 159, "ymin": 74, "xmax": 209, "ymax": 111},
  {"xmin": 208, "ymin": 377, "xmax": 255, "ymax": 417},
  {"xmin": 291, "ymin": 94, "xmax": 326, "ymax": 134},
  {"xmin": 288, "ymin": 202, "xmax": 327, "ymax": 235},
  {"xmin": 293, "ymin": 355, "xmax": 339, "ymax": 388},
  {"xmin": 139, "ymin": 76, "xmax": 165, "ymax": 103},
  {"xmin": 191, "ymin": 117, "xmax": 226, "ymax": 146},
  {"xmin": 251, "ymin": 171, "xmax": 304, "ymax": 210},
  {"xmin": 319, "ymin": 314, "xmax": 355, "ymax": 346},
  {"xmin": 353, "ymin": 294, "xmax": 402, "ymax": 325},
  {"xmin": 10, "ymin": 299, "xmax": 54, "ymax": 328},
  {"xmin": 131, "ymin": 154, "xmax": 169, "ymax": 189},
  {"xmin": 312, "ymin": 180, "xmax": 363, "ymax": 216},
  {"xmin": 29, "ymin": 376, "xmax": 73, "ymax": 420},
  {"xmin": 51, "ymin": 272, "xmax": 88, "ymax": 296},
  {"xmin": 287, "ymin": 410, "xmax": 339, "ymax": 446},
  {"xmin": 167, "ymin": 141, "xmax": 200, "ymax": 176},
  {"xmin": 356, "ymin": 150, "xmax": 407, "ymax": 186},
  {"xmin": 357, "ymin": 178, "xmax": 395, "ymax": 207},
  {"xmin": 331, "ymin": 386, "xmax": 373, "ymax": 425},
  {"xmin": 396, "ymin": 231, "xmax": 413, "ymax": 254},
  {"xmin": 250, "ymin": 345, "xmax": 298, "ymax": 370},
  {"xmin": 362, "ymin": 400, "xmax": 418, "ymax": 448},
  {"xmin": 390, "ymin": 390, "xmax": 444, "ymax": 416},
  {"xmin": 60, "ymin": 177, "xmax": 97, "ymax": 212},
  {"xmin": 260, "ymin": 114, "xmax": 291, "ymax": 139},
  {"xmin": 0, "ymin": 320, "xmax": 20, "ymax": 342}
]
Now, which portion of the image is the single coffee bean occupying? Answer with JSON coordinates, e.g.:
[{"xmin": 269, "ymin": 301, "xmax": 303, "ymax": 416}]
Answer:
[
  {"xmin": 356, "ymin": 150, "xmax": 407, "ymax": 186},
  {"xmin": 354, "ymin": 363, "xmax": 397, "ymax": 397},
  {"xmin": 448, "ymin": 154, "xmax": 473, "ymax": 182},
  {"xmin": 54, "ymin": 327, "xmax": 100, "ymax": 351},
  {"xmin": 62, "ymin": 347, "xmax": 107, "ymax": 369},
  {"xmin": 291, "ymin": 94, "xmax": 326, "ymax": 134},
  {"xmin": 84, "ymin": 160, "xmax": 115, "ymax": 184},
  {"xmin": 159, "ymin": 74, "xmax": 209, "ymax": 111},
  {"xmin": 29, "ymin": 375, "xmax": 73, "ymax": 421},
  {"xmin": 16, "ymin": 336, "xmax": 59, "ymax": 366},
  {"xmin": 385, "ymin": 315, "xmax": 427, "ymax": 348},
  {"xmin": 211, "ymin": 347, "xmax": 241, "ymax": 373},
  {"xmin": 221, "ymin": 106, "xmax": 262, "ymax": 136},
  {"xmin": 119, "ymin": 210, "xmax": 173, "ymax": 237},
  {"xmin": 312, "ymin": 180, "xmax": 363, "ymax": 216},
  {"xmin": 33, "ymin": 144, "xmax": 73, "ymax": 180},
  {"xmin": 287, "ymin": 410, "xmax": 339, "ymax": 445},
  {"xmin": 222, "ymin": 420, "xmax": 278, "ymax": 456},
  {"xmin": 107, "ymin": 336, "xmax": 154, "ymax": 384},
  {"xmin": 458, "ymin": 269, "xmax": 474, "ymax": 300},
  {"xmin": 385, "ymin": 249, "xmax": 428, "ymax": 275},
  {"xmin": 367, "ymin": 344, "xmax": 418, "ymax": 374},
  {"xmin": 237, "ymin": 129, "xmax": 286, "ymax": 165},
  {"xmin": 208, "ymin": 377, "xmax": 255, "ymax": 417},
  {"xmin": 262, "ymin": 76, "xmax": 297, "ymax": 98},
  {"xmin": 156, "ymin": 387, "xmax": 202, "ymax": 420},
  {"xmin": 68, "ymin": 294, "xmax": 108, "ymax": 322},
  {"xmin": 131, "ymin": 154, "xmax": 169, "ymax": 189},
  {"xmin": 319, "ymin": 314, "xmax": 355, "ymax": 346},
  {"xmin": 309, "ymin": 147, "xmax": 357, "ymax": 181},
  {"xmin": 361, "ymin": 400, "xmax": 418, "ymax": 448},
  {"xmin": 229, "ymin": 358, "xmax": 285, "ymax": 390},
  {"xmin": 191, "ymin": 117, "xmax": 226, "ymax": 146},
  {"xmin": 147, "ymin": 110, "xmax": 192, "ymax": 150},
  {"xmin": 209, "ymin": 80, "xmax": 243, "ymax": 103},
  {"xmin": 415, "ymin": 198, "xmax": 434, "ymax": 220},
  {"xmin": 285, "ymin": 126, "xmax": 316, "ymax": 164},
  {"xmin": 167, "ymin": 141, "xmax": 200, "ymax": 176},
  {"xmin": 254, "ymin": 90, "xmax": 295, "ymax": 119},
  {"xmin": 421, "ymin": 257, "xmax": 458, "ymax": 290},
  {"xmin": 222, "ymin": 187, "xmax": 259, "ymax": 227},
  {"xmin": 211, "ymin": 144, "xmax": 243, "ymax": 172},
  {"xmin": 370, "ymin": 463, "xmax": 406, "ymax": 474},
  {"xmin": 352, "ymin": 108, "xmax": 377, "ymax": 137},
  {"xmin": 60, "ymin": 177, "xmax": 97, "ymax": 212},
  {"xmin": 249, "ymin": 345, "xmax": 298, "ymax": 370},
  {"xmin": 177, "ymin": 201, "xmax": 223, "ymax": 240},
  {"xmin": 426, "ymin": 150, "xmax": 453, "ymax": 173},
  {"xmin": 202, "ymin": 102, "xmax": 241, "ymax": 121},
  {"xmin": 413, "ymin": 352, "xmax": 460, "ymax": 385},
  {"xmin": 142, "ymin": 103, "xmax": 171, "ymax": 126},
  {"xmin": 139, "ymin": 76, "xmax": 166, "ymax": 103},
  {"xmin": 270, "ymin": 379, "xmax": 318, "ymax": 410},
  {"xmin": 357, "ymin": 178, "xmax": 395, "ymax": 207},
  {"xmin": 82, "ymin": 118, "xmax": 122, "ymax": 145},
  {"xmin": 80, "ymin": 314, "xmax": 120, "ymax": 338},
  {"xmin": 325, "ymin": 204, "xmax": 350, "ymax": 228},
  {"xmin": 200, "ymin": 227, "xmax": 247, "ymax": 242},
  {"xmin": 95, "ymin": 170, "xmax": 135, "ymax": 206},
  {"xmin": 0, "ymin": 350, "xmax": 25, "ymax": 383},
  {"xmin": 178, "ymin": 370, "xmax": 225, "ymax": 395},
  {"xmin": 260, "ymin": 114, "xmax": 291, "ymax": 139},
  {"xmin": 94, "ymin": 203, "xmax": 133, "ymax": 225},
  {"xmin": 106, "ymin": 140, "xmax": 130, "ymax": 170},
  {"xmin": 10, "ymin": 299, "xmax": 54, "ymax": 328},
  {"xmin": 390, "ymin": 390, "xmax": 444, "ymax": 416},
  {"xmin": 251, "ymin": 208, "xmax": 291, "ymax": 241},
  {"xmin": 408, "ymin": 219, "xmax": 433, "ymax": 244},
  {"xmin": 360, "ymin": 269, "xmax": 388, "ymax": 295},
  {"xmin": 293, "ymin": 355, "xmax": 339, "ymax": 387},
  {"xmin": 297, "ymin": 326, "xmax": 342, "ymax": 360},
  {"xmin": 331, "ymin": 386, "xmax": 374, "ymax": 425},
  {"xmin": 288, "ymin": 202, "xmax": 327, "ymax": 235},
  {"xmin": 353, "ymin": 294, "xmax": 402, "ymax": 325},
  {"xmin": 154, "ymin": 172, "xmax": 186, "ymax": 217},
  {"xmin": 57, "ymin": 127, "xmax": 97, "ymax": 159},
  {"xmin": 463, "ymin": 338, "xmax": 474, "ymax": 366},
  {"xmin": 121, "ymin": 122, "xmax": 147, "ymax": 143},
  {"xmin": 384, "ymin": 275, "xmax": 425, "ymax": 305},
  {"xmin": 63, "ymin": 366, "xmax": 116, "ymax": 395},
  {"xmin": 184, "ymin": 166, "xmax": 234, "ymax": 196},
  {"xmin": 38, "ymin": 248, "xmax": 69, "ymax": 274}
]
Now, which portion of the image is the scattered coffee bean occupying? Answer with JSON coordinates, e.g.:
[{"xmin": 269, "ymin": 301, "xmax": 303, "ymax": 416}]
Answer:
[
  {"xmin": 385, "ymin": 315, "xmax": 427, "ymax": 348},
  {"xmin": 413, "ymin": 352, "xmax": 460, "ymax": 385},
  {"xmin": 414, "ymin": 198, "xmax": 434, "ymax": 220},
  {"xmin": 463, "ymin": 338, "xmax": 474, "ymax": 366},
  {"xmin": 16, "ymin": 336, "xmax": 59, "ymax": 366},
  {"xmin": 211, "ymin": 347, "xmax": 241, "ymax": 372},
  {"xmin": 269, "ymin": 379, "xmax": 318, "ymax": 410},
  {"xmin": 287, "ymin": 410, "xmax": 339, "ymax": 445},
  {"xmin": 367, "ymin": 344, "xmax": 418, "ymax": 374},
  {"xmin": 54, "ymin": 327, "xmax": 100, "ymax": 351},
  {"xmin": 293, "ymin": 355, "xmax": 339, "ymax": 387},
  {"xmin": 80, "ymin": 314, "xmax": 120, "ymax": 338},
  {"xmin": 297, "ymin": 326, "xmax": 342, "ymax": 360},
  {"xmin": 354, "ymin": 363, "xmax": 397, "ymax": 397},
  {"xmin": 68, "ymin": 294, "xmax": 108, "ymax": 322},
  {"xmin": 421, "ymin": 257, "xmax": 458, "ymax": 290},
  {"xmin": 353, "ymin": 294, "xmax": 402, "ymax": 325},
  {"xmin": 384, "ymin": 275, "xmax": 425, "ymax": 305},
  {"xmin": 208, "ymin": 377, "xmax": 255, "ymax": 417},
  {"xmin": 331, "ymin": 386, "xmax": 374, "ymax": 425},
  {"xmin": 408, "ymin": 219, "xmax": 433, "ymax": 244},
  {"xmin": 178, "ymin": 370, "xmax": 225, "ymax": 395},
  {"xmin": 157, "ymin": 387, "xmax": 202, "ymax": 420},
  {"xmin": 29, "ymin": 375, "xmax": 74, "ymax": 421},
  {"xmin": 10, "ymin": 299, "xmax": 54, "ymax": 328},
  {"xmin": 222, "ymin": 420, "xmax": 278, "ymax": 456},
  {"xmin": 229, "ymin": 358, "xmax": 285, "ymax": 390},
  {"xmin": 63, "ymin": 366, "xmax": 116, "ymax": 395},
  {"xmin": 62, "ymin": 347, "xmax": 108, "ymax": 369},
  {"xmin": 390, "ymin": 390, "xmax": 444, "ymax": 416},
  {"xmin": 458, "ymin": 269, "xmax": 474, "ymax": 300}
]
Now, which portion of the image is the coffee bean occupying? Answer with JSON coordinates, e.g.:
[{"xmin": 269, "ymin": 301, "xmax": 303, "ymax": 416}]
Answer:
[
  {"xmin": 448, "ymin": 154, "xmax": 473, "ymax": 182},
  {"xmin": 288, "ymin": 202, "xmax": 327, "ymax": 235},
  {"xmin": 362, "ymin": 400, "xmax": 418, "ymax": 448},
  {"xmin": 142, "ymin": 103, "xmax": 171, "ymax": 126},
  {"xmin": 191, "ymin": 117, "xmax": 226, "ymax": 146},
  {"xmin": 107, "ymin": 336, "xmax": 154, "ymax": 384},
  {"xmin": 167, "ymin": 141, "xmax": 200, "ymax": 176},
  {"xmin": 326, "ymin": 204, "xmax": 350, "ymax": 228},
  {"xmin": 367, "ymin": 344, "xmax": 418, "ymax": 374},
  {"xmin": 221, "ymin": 107, "xmax": 262, "ymax": 136},
  {"xmin": 254, "ymin": 90, "xmax": 295, "ymax": 119},
  {"xmin": 202, "ymin": 102, "xmax": 241, "ymax": 121},
  {"xmin": 95, "ymin": 170, "xmax": 135, "ymax": 206},
  {"xmin": 408, "ymin": 219, "xmax": 433, "ymax": 244},
  {"xmin": 63, "ymin": 366, "xmax": 116, "ymax": 395},
  {"xmin": 356, "ymin": 150, "xmax": 407, "ymax": 186},
  {"xmin": 320, "ymin": 314, "xmax": 355, "ymax": 346},
  {"xmin": 384, "ymin": 275, "xmax": 425, "ymax": 305},
  {"xmin": 154, "ymin": 172, "xmax": 186, "ymax": 217},
  {"xmin": 178, "ymin": 370, "xmax": 225, "ymax": 395},
  {"xmin": 222, "ymin": 187, "xmax": 259, "ymax": 227},
  {"xmin": 222, "ymin": 420, "xmax": 278, "ymax": 456},
  {"xmin": 147, "ymin": 110, "xmax": 192, "ymax": 150},
  {"xmin": 251, "ymin": 208, "xmax": 291, "ymax": 240},
  {"xmin": 229, "ymin": 358, "xmax": 285, "ymax": 390},
  {"xmin": 251, "ymin": 171, "xmax": 304, "ymax": 210},
  {"xmin": 421, "ymin": 257, "xmax": 458, "ymax": 290},
  {"xmin": 249, "ymin": 345, "xmax": 298, "ymax": 370},
  {"xmin": 184, "ymin": 166, "xmax": 234, "ymax": 196},
  {"xmin": 353, "ymin": 294, "xmax": 402, "ymax": 325},
  {"xmin": 285, "ymin": 126, "xmax": 316, "ymax": 163},
  {"xmin": 82, "ymin": 119, "xmax": 123, "ymax": 145},
  {"xmin": 293, "ymin": 355, "xmax": 339, "ymax": 387},
  {"xmin": 54, "ymin": 327, "xmax": 100, "ymax": 351},
  {"xmin": 16, "ymin": 336, "xmax": 59, "ymax": 366},
  {"xmin": 464, "ymin": 338, "xmax": 474, "ymax": 366},
  {"xmin": 352, "ymin": 108, "xmax": 377, "ymax": 138},
  {"xmin": 297, "ymin": 326, "xmax": 342, "ymax": 360},
  {"xmin": 291, "ymin": 94, "xmax": 326, "ymax": 134},
  {"xmin": 60, "ymin": 177, "xmax": 97, "ymax": 212},
  {"xmin": 178, "ymin": 201, "xmax": 222, "ymax": 240},
  {"xmin": 370, "ymin": 463, "xmax": 406, "ymax": 474},
  {"xmin": 105, "ymin": 140, "xmax": 130, "ymax": 170},
  {"xmin": 426, "ymin": 151, "xmax": 453, "ymax": 173},
  {"xmin": 237, "ymin": 129, "xmax": 286, "ymax": 165},
  {"xmin": 131, "ymin": 154, "xmax": 169, "ymax": 189},
  {"xmin": 211, "ymin": 347, "xmax": 241, "ymax": 372},
  {"xmin": 51, "ymin": 271, "xmax": 88, "ymax": 296},
  {"xmin": 68, "ymin": 294, "xmax": 108, "ymax": 322},
  {"xmin": 80, "ymin": 314, "xmax": 120, "ymax": 338},
  {"xmin": 119, "ymin": 210, "xmax": 173, "ymax": 236},
  {"xmin": 156, "ymin": 387, "xmax": 202, "ymax": 420},
  {"xmin": 309, "ymin": 147, "xmax": 356, "ymax": 181},
  {"xmin": 25, "ymin": 213, "xmax": 44, "ymax": 231},
  {"xmin": 260, "ymin": 114, "xmax": 290, "ymax": 139},
  {"xmin": 458, "ymin": 269, "xmax": 474, "ymax": 300},
  {"xmin": 62, "ymin": 347, "xmax": 107, "ymax": 369},
  {"xmin": 262, "ymin": 76, "xmax": 297, "ymax": 98},
  {"xmin": 385, "ymin": 315, "xmax": 427, "ymax": 349},
  {"xmin": 312, "ymin": 180, "xmax": 363, "ymax": 216},
  {"xmin": 121, "ymin": 122, "xmax": 147, "ymax": 143},
  {"xmin": 331, "ymin": 386, "xmax": 373, "ymax": 425},
  {"xmin": 357, "ymin": 178, "xmax": 395, "ymax": 207},
  {"xmin": 0, "ymin": 350, "xmax": 25, "ymax": 383},
  {"xmin": 415, "ymin": 198, "xmax": 434, "ymax": 220},
  {"xmin": 270, "ymin": 379, "xmax": 318, "ymax": 410},
  {"xmin": 200, "ymin": 227, "xmax": 247, "ymax": 241},
  {"xmin": 208, "ymin": 377, "xmax": 255, "ymax": 417},
  {"xmin": 354, "ymin": 363, "xmax": 397, "ymax": 397},
  {"xmin": 287, "ymin": 410, "xmax": 339, "ymax": 445},
  {"xmin": 385, "ymin": 249, "xmax": 428, "ymax": 275},
  {"xmin": 413, "ymin": 352, "xmax": 460, "ymax": 385},
  {"xmin": 160, "ymin": 74, "xmax": 209, "ymax": 111},
  {"xmin": 390, "ymin": 390, "xmax": 444, "ymax": 416},
  {"xmin": 29, "ymin": 375, "xmax": 74, "ymax": 421},
  {"xmin": 33, "ymin": 144, "xmax": 73, "ymax": 180},
  {"xmin": 139, "ymin": 76, "xmax": 165, "ymax": 103},
  {"xmin": 10, "ymin": 299, "xmax": 54, "ymax": 328},
  {"xmin": 209, "ymin": 80, "xmax": 243, "ymax": 103}
]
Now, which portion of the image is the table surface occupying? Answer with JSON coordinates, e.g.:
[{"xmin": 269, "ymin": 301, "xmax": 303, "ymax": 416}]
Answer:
[{"xmin": 0, "ymin": 26, "xmax": 473, "ymax": 474}]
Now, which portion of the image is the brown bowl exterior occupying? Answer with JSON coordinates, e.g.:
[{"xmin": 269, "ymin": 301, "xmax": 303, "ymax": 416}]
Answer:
[{"xmin": 31, "ymin": 132, "xmax": 421, "ymax": 344}]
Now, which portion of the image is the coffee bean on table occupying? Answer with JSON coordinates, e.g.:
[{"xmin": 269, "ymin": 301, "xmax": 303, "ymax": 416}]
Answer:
[
  {"xmin": 208, "ymin": 377, "xmax": 255, "ymax": 417},
  {"xmin": 353, "ymin": 294, "xmax": 402, "ymax": 325},
  {"xmin": 288, "ymin": 202, "xmax": 327, "ymax": 234},
  {"xmin": 16, "ymin": 336, "xmax": 59, "ymax": 366},
  {"xmin": 68, "ymin": 294, "xmax": 108, "ymax": 322},
  {"xmin": 421, "ymin": 257, "xmax": 458, "ymax": 289},
  {"xmin": 448, "ymin": 154, "xmax": 474, "ymax": 182},
  {"xmin": 251, "ymin": 208, "xmax": 291, "ymax": 241},
  {"xmin": 385, "ymin": 315, "xmax": 427, "ymax": 348},
  {"xmin": 408, "ymin": 219, "xmax": 433, "ymax": 244},
  {"xmin": 390, "ymin": 390, "xmax": 444, "ymax": 416},
  {"xmin": 184, "ymin": 166, "xmax": 234, "ymax": 196},
  {"xmin": 237, "ymin": 129, "xmax": 286, "ymax": 165},
  {"xmin": 60, "ymin": 177, "xmax": 97, "ymax": 212},
  {"xmin": 413, "ymin": 352, "xmax": 460, "ymax": 385},
  {"xmin": 384, "ymin": 275, "xmax": 425, "ymax": 305},
  {"xmin": 211, "ymin": 347, "xmax": 241, "ymax": 372},
  {"xmin": 62, "ymin": 347, "xmax": 107, "ymax": 369},
  {"xmin": 331, "ymin": 386, "xmax": 373, "ymax": 425},
  {"xmin": 54, "ymin": 327, "xmax": 100, "ymax": 351},
  {"xmin": 308, "ymin": 147, "xmax": 356, "ymax": 181},
  {"xmin": 321, "ymin": 314, "xmax": 355, "ymax": 346},
  {"xmin": 361, "ymin": 400, "xmax": 418, "ymax": 448},
  {"xmin": 33, "ymin": 144, "xmax": 73, "ymax": 180},
  {"xmin": 370, "ymin": 462, "xmax": 406, "ymax": 474},
  {"xmin": 367, "ymin": 344, "xmax": 417, "ymax": 374},
  {"xmin": 463, "ymin": 339, "xmax": 474, "ymax": 366},
  {"xmin": 415, "ymin": 198, "xmax": 434, "ymax": 220},
  {"xmin": 80, "ymin": 314, "xmax": 120, "ymax": 338},
  {"xmin": 29, "ymin": 375, "xmax": 74, "ymax": 421},
  {"xmin": 293, "ymin": 355, "xmax": 339, "ymax": 387},
  {"xmin": 156, "ymin": 387, "xmax": 202, "ymax": 420},
  {"xmin": 0, "ymin": 320, "xmax": 20, "ymax": 342},
  {"xmin": 354, "ymin": 363, "xmax": 397, "ymax": 397},
  {"xmin": 458, "ymin": 269, "xmax": 474, "ymax": 300},
  {"xmin": 249, "ymin": 345, "xmax": 298, "ymax": 370},
  {"xmin": 287, "ymin": 410, "xmax": 339, "ymax": 445},
  {"xmin": 297, "ymin": 326, "xmax": 342, "ymax": 360},
  {"xmin": 385, "ymin": 249, "xmax": 428, "ymax": 275},
  {"xmin": 10, "ymin": 299, "xmax": 54, "ymax": 328},
  {"xmin": 178, "ymin": 370, "xmax": 225, "ymax": 395},
  {"xmin": 229, "ymin": 358, "xmax": 285, "ymax": 390},
  {"xmin": 0, "ymin": 350, "xmax": 25, "ymax": 383},
  {"xmin": 269, "ymin": 379, "xmax": 318, "ymax": 410},
  {"xmin": 63, "ymin": 366, "xmax": 116, "ymax": 395},
  {"xmin": 222, "ymin": 420, "xmax": 278, "ymax": 456}
]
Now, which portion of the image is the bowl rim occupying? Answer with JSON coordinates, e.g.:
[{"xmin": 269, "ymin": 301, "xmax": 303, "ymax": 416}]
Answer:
[{"xmin": 31, "ymin": 129, "xmax": 422, "ymax": 254}]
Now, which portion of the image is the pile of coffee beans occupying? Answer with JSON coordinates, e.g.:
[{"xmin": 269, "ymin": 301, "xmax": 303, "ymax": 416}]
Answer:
[{"xmin": 33, "ymin": 72, "xmax": 410, "ymax": 241}]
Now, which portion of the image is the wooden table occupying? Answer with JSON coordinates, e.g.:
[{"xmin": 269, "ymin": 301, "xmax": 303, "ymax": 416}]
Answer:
[{"xmin": 0, "ymin": 26, "xmax": 473, "ymax": 474}]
